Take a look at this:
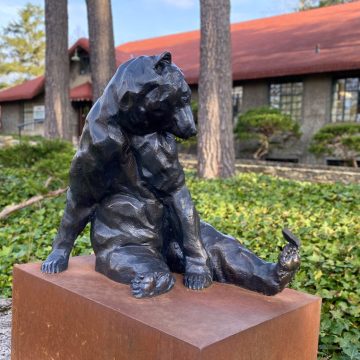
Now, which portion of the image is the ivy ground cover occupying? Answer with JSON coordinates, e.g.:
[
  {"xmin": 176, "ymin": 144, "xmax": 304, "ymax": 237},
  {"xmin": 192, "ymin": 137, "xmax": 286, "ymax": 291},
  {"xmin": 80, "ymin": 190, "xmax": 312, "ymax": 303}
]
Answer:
[{"xmin": 0, "ymin": 140, "xmax": 359, "ymax": 359}]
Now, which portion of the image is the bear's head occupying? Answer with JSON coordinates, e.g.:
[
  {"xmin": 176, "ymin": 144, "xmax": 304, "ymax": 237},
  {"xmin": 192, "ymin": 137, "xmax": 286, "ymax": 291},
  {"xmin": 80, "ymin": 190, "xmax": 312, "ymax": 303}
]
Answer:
[
  {"xmin": 117, "ymin": 52, "xmax": 196, "ymax": 139},
  {"xmin": 89, "ymin": 52, "xmax": 196, "ymax": 140}
]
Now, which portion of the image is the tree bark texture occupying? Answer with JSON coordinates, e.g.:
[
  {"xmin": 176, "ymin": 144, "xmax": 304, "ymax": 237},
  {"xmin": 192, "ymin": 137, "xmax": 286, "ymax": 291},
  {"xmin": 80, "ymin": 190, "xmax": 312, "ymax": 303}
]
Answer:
[
  {"xmin": 86, "ymin": 0, "xmax": 116, "ymax": 102},
  {"xmin": 44, "ymin": 0, "xmax": 71, "ymax": 140},
  {"xmin": 197, "ymin": 0, "xmax": 235, "ymax": 178}
]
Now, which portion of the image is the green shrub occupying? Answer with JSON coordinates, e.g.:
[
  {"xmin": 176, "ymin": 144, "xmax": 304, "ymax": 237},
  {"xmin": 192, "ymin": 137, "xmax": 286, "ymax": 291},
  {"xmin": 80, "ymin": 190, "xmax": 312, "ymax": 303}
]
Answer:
[
  {"xmin": 0, "ymin": 139, "xmax": 74, "ymax": 207},
  {"xmin": 0, "ymin": 140, "xmax": 359, "ymax": 359},
  {"xmin": 0, "ymin": 139, "xmax": 74, "ymax": 169},
  {"xmin": 234, "ymin": 107, "xmax": 301, "ymax": 159},
  {"xmin": 175, "ymin": 135, "xmax": 197, "ymax": 150},
  {"xmin": 11, "ymin": 134, "xmax": 45, "ymax": 142},
  {"xmin": 310, "ymin": 123, "xmax": 360, "ymax": 167}
]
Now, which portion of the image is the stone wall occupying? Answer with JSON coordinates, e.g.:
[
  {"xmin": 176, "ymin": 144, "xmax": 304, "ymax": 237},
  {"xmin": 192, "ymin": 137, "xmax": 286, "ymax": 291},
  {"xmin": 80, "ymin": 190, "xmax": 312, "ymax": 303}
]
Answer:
[
  {"xmin": 179, "ymin": 156, "xmax": 360, "ymax": 184},
  {"xmin": 300, "ymin": 75, "xmax": 332, "ymax": 163},
  {"xmin": 236, "ymin": 160, "xmax": 360, "ymax": 184},
  {"xmin": 241, "ymin": 80, "xmax": 269, "ymax": 112}
]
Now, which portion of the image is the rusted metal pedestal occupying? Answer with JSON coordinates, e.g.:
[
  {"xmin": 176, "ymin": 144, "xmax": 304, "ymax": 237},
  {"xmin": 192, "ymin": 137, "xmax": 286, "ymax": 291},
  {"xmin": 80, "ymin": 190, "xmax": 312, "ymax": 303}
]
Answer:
[{"xmin": 12, "ymin": 255, "xmax": 321, "ymax": 360}]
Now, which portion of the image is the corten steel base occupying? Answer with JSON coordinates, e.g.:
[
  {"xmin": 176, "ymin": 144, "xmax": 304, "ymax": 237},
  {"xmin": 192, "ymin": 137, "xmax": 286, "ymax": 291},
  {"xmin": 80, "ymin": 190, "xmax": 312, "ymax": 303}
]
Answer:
[{"xmin": 12, "ymin": 256, "xmax": 321, "ymax": 360}]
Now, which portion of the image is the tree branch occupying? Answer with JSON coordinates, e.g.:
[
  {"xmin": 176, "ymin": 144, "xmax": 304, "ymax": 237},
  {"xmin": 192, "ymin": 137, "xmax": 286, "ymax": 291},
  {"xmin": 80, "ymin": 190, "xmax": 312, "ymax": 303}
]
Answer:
[{"xmin": 0, "ymin": 188, "xmax": 67, "ymax": 220}]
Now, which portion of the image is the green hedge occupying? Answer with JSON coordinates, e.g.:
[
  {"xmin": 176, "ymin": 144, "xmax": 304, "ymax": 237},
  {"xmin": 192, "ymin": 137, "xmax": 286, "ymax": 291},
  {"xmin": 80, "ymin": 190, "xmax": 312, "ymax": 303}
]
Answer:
[
  {"xmin": 234, "ymin": 107, "xmax": 301, "ymax": 159},
  {"xmin": 310, "ymin": 123, "xmax": 360, "ymax": 167},
  {"xmin": 0, "ymin": 140, "xmax": 74, "ymax": 207},
  {"xmin": 234, "ymin": 107, "xmax": 300, "ymax": 137},
  {"xmin": 0, "ymin": 140, "xmax": 359, "ymax": 359}
]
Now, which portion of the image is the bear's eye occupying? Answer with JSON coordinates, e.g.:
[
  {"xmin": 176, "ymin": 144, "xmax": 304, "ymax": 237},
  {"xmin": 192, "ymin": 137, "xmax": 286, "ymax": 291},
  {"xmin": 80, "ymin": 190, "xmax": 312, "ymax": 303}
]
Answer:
[{"xmin": 181, "ymin": 95, "xmax": 190, "ymax": 104}]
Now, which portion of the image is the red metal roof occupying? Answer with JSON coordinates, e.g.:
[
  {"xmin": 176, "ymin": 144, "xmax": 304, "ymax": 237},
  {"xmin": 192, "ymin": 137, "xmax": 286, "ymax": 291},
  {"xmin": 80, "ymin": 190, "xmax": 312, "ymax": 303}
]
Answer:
[
  {"xmin": 70, "ymin": 82, "xmax": 92, "ymax": 101},
  {"xmin": 0, "ymin": 76, "xmax": 44, "ymax": 102},
  {"xmin": 1, "ymin": 2, "xmax": 360, "ymax": 103},
  {"xmin": 230, "ymin": 1, "xmax": 360, "ymax": 81},
  {"xmin": 68, "ymin": 37, "xmax": 90, "ymax": 56},
  {"xmin": 116, "ymin": 1, "xmax": 360, "ymax": 84}
]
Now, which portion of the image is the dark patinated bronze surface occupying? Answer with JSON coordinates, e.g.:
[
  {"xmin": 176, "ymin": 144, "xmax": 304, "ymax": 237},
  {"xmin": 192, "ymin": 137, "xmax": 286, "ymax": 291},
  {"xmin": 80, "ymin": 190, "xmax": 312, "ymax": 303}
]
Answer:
[
  {"xmin": 41, "ymin": 52, "xmax": 301, "ymax": 298},
  {"xmin": 13, "ymin": 256, "xmax": 321, "ymax": 360}
]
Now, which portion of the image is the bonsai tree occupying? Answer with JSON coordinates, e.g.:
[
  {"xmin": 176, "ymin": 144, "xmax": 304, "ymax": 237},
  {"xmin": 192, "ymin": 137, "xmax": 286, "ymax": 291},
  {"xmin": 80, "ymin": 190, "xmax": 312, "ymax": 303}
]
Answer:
[
  {"xmin": 309, "ymin": 123, "xmax": 360, "ymax": 167},
  {"xmin": 234, "ymin": 107, "xmax": 301, "ymax": 159}
]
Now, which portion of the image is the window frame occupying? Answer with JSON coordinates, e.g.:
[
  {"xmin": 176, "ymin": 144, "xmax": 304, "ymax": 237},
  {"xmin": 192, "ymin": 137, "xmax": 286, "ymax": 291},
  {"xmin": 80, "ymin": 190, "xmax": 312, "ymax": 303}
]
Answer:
[
  {"xmin": 232, "ymin": 85, "xmax": 243, "ymax": 119},
  {"xmin": 331, "ymin": 77, "xmax": 360, "ymax": 123},
  {"xmin": 269, "ymin": 80, "xmax": 304, "ymax": 122}
]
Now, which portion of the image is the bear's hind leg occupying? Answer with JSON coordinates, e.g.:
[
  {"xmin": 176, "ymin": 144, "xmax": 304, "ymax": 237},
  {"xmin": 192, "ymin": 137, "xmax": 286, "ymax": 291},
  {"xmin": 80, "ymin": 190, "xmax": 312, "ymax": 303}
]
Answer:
[
  {"xmin": 96, "ymin": 245, "xmax": 175, "ymax": 298},
  {"xmin": 200, "ymin": 221, "xmax": 300, "ymax": 295}
]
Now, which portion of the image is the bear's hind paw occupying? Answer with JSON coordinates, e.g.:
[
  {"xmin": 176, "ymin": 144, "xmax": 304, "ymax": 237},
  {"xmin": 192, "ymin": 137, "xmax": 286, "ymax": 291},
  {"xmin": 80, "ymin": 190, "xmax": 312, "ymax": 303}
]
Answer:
[
  {"xmin": 131, "ymin": 272, "xmax": 175, "ymax": 298},
  {"xmin": 275, "ymin": 244, "xmax": 301, "ymax": 292}
]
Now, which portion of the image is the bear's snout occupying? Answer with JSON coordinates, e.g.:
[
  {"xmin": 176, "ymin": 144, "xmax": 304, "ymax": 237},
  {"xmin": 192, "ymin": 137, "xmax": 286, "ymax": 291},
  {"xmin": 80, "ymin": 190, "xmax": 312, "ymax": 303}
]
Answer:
[{"xmin": 170, "ymin": 106, "xmax": 197, "ymax": 139}]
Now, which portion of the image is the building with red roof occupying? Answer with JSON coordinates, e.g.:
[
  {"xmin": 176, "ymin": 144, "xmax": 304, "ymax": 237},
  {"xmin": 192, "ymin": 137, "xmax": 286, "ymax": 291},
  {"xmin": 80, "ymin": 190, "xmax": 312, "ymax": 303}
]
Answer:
[{"xmin": 1, "ymin": 2, "xmax": 360, "ymax": 164}]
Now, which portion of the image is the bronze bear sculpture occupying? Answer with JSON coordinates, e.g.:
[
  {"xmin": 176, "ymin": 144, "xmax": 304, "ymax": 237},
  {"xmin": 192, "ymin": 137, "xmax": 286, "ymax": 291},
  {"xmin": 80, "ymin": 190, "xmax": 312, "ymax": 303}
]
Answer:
[{"xmin": 42, "ymin": 52, "xmax": 300, "ymax": 298}]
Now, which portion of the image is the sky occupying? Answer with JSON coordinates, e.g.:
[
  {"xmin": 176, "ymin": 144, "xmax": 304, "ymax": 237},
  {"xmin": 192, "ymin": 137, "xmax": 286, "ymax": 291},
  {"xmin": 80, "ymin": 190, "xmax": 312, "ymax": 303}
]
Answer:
[{"xmin": 0, "ymin": 0, "xmax": 300, "ymax": 46}]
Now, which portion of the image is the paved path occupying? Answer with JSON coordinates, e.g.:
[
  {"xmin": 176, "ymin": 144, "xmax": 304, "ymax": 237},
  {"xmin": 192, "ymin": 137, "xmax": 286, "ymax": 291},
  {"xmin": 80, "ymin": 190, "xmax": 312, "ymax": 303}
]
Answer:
[{"xmin": 0, "ymin": 299, "xmax": 11, "ymax": 360}]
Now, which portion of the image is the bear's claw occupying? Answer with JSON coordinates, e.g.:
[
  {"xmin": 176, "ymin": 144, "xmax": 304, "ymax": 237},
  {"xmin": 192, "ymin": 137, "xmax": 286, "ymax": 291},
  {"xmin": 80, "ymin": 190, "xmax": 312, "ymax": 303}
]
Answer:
[
  {"xmin": 41, "ymin": 249, "xmax": 69, "ymax": 274},
  {"xmin": 184, "ymin": 272, "xmax": 212, "ymax": 290},
  {"xmin": 131, "ymin": 272, "xmax": 175, "ymax": 298}
]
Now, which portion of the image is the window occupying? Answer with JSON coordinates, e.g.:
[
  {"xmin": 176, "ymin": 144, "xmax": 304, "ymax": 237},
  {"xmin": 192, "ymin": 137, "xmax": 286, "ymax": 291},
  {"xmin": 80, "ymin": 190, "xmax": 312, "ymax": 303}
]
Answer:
[
  {"xmin": 33, "ymin": 105, "xmax": 45, "ymax": 122},
  {"xmin": 22, "ymin": 104, "xmax": 45, "ymax": 131},
  {"xmin": 270, "ymin": 82, "xmax": 303, "ymax": 121},
  {"xmin": 327, "ymin": 159, "xmax": 360, "ymax": 167},
  {"xmin": 80, "ymin": 55, "xmax": 90, "ymax": 75},
  {"xmin": 265, "ymin": 158, "xmax": 299, "ymax": 164},
  {"xmin": 232, "ymin": 86, "xmax": 243, "ymax": 118},
  {"xmin": 331, "ymin": 78, "xmax": 360, "ymax": 122},
  {"xmin": 23, "ymin": 103, "xmax": 34, "ymax": 130}
]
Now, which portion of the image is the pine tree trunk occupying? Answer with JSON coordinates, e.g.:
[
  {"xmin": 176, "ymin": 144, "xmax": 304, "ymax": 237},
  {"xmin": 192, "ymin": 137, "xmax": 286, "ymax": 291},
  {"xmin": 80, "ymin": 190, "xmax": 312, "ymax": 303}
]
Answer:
[
  {"xmin": 44, "ymin": 0, "xmax": 71, "ymax": 140},
  {"xmin": 197, "ymin": 0, "xmax": 235, "ymax": 178},
  {"xmin": 86, "ymin": 0, "xmax": 116, "ymax": 102}
]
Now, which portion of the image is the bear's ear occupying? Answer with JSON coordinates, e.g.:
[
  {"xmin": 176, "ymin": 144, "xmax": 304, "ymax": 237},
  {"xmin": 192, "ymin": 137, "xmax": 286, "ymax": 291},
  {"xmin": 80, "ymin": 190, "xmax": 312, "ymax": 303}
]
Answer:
[{"xmin": 155, "ymin": 51, "xmax": 172, "ymax": 73}]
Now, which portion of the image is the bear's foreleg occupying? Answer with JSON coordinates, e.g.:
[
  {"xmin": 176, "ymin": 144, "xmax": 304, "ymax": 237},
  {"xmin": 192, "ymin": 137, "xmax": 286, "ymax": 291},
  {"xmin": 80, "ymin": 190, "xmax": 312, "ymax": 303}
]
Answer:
[
  {"xmin": 41, "ymin": 189, "xmax": 96, "ymax": 273},
  {"xmin": 165, "ymin": 185, "xmax": 213, "ymax": 290}
]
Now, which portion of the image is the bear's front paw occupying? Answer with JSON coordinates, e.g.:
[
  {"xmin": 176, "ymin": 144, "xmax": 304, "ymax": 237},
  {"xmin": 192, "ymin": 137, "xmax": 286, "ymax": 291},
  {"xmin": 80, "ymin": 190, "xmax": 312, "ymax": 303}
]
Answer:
[
  {"xmin": 131, "ymin": 272, "xmax": 175, "ymax": 298},
  {"xmin": 41, "ymin": 249, "xmax": 69, "ymax": 274},
  {"xmin": 184, "ymin": 272, "xmax": 212, "ymax": 290}
]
